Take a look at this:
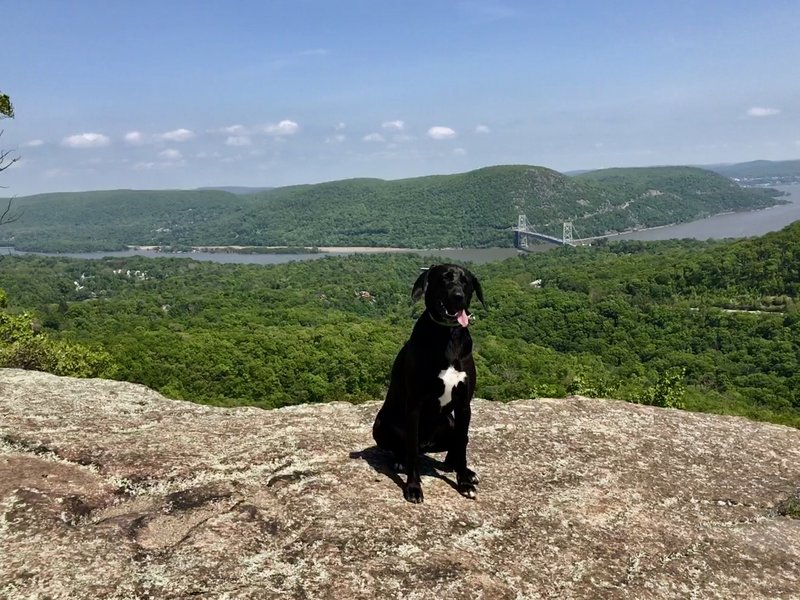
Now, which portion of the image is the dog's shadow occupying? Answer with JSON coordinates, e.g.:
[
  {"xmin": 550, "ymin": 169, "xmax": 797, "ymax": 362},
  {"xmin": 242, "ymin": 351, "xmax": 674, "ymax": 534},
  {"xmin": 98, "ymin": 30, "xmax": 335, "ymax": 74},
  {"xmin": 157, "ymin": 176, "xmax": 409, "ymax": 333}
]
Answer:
[{"xmin": 349, "ymin": 446, "xmax": 460, "ymax": 494}]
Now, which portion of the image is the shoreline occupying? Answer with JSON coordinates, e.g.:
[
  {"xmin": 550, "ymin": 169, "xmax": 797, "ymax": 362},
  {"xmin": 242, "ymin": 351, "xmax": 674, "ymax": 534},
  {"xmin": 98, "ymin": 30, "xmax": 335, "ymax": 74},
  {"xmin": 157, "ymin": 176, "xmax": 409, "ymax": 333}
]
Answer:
[{"xmin": 129, "ymin": 244, "xmax": 437, "ymax": 254}]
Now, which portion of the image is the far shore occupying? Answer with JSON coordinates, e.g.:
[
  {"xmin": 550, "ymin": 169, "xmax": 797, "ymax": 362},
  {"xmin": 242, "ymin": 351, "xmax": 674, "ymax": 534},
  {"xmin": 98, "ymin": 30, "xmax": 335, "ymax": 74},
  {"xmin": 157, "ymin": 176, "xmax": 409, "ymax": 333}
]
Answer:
[{"xmin": 130, "ymin": 245, "xmax": 439, "ymax": 254}]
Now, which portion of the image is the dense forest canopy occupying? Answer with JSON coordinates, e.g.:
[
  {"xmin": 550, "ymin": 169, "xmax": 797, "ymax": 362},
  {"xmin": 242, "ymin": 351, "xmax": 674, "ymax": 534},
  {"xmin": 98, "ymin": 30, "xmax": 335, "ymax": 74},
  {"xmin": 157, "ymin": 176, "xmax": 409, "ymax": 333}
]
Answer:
[
  {"xmin": 2, "ymin": 220, "xmax": 799, "ymax": 428},
  {"xmin": 0, "ymin": 165, "xmax": 783, "ymax": 252}
]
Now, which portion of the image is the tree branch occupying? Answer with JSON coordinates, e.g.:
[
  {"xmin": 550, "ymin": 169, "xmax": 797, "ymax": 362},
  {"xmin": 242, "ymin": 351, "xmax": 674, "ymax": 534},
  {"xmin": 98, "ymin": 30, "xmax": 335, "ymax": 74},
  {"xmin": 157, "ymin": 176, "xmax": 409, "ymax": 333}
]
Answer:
[{"xmin": 0, "ymin": 197, "xmax": 21, "ymax": 226}]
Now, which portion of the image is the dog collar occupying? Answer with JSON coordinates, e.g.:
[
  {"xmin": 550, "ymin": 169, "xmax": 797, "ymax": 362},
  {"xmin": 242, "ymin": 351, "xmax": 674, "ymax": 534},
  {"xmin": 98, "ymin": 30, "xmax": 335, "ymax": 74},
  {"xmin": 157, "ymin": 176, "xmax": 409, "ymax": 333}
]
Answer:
[{"xmin": 428, "ymin": 312, "xmax": 466, "ymax": 328}]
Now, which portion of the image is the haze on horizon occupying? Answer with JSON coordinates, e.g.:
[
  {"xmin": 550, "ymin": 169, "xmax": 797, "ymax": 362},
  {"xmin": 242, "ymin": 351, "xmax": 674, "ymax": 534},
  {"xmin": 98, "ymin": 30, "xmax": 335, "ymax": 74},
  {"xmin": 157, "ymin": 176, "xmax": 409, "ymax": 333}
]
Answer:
[{"xmin": 2, "ymin": 0, "xmax": 799, "ymax": 197}]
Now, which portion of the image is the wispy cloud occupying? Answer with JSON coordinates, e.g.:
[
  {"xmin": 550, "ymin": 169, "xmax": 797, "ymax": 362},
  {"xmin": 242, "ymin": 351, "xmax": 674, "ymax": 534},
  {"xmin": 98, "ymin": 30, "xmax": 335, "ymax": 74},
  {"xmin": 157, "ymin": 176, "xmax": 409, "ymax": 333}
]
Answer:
[
  {"xmin": 363, "ymin": 132, "xmax": 385, "ymax": 143},
  {"xmin": 475, "ymin": 124, "xmax": 490, "ymax": 134},
  {"xmin": 159, "ymin": 148, "xmax": 183, "ymax": 160},
  {"xmin": 62, "ymin": 133, "xmax": 111, "ymax": 148},
  {"xmin": 325, "ymin": 134, "xmax": 347, "ymax": 144},
  {"xmin": 427, "ymin": 126, "xmax": 457, "ymax": 140},
  {"xmin": 225, "ymin": 135, "xmax": 252, "ymax": 146},
  {"xmin": 124, "ymin": 131, "xmax": 146, "ymax": 145},
  {"xmin": 382, "ymin": 120, "xmax": 405, "ymax": 132},
  {"xmin": 746, "ymin": 107, "xmax": 781, "ymax": 118},
  {"xmin": 299, "ymin": 48, "xmax": 329, "ymax": 57},
  {"xmin": 264, "ymin": 120, "xmax": 299, "ymax": 136},
  {"xmin": 219, "ymin": 124, "xmax": 250, "ymax": 135},
  {"xmin": 125, "ymin": 129, "xmax": 195, "ymax": 144},
  {"xmin": 21, "ymin": 139, "xmax": 44, "ymax": 147},
  {"xmin": 158, "ymin": 128, "xmax": 195, "ymax": 142}
]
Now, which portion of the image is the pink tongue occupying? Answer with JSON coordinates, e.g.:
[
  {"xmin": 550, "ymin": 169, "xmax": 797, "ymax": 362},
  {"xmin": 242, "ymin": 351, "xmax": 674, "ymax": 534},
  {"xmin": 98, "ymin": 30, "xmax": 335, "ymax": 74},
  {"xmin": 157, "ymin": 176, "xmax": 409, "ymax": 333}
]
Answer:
[{"xmin": 456, "ymin": 310, "xmax": 470, "ymax": 328}]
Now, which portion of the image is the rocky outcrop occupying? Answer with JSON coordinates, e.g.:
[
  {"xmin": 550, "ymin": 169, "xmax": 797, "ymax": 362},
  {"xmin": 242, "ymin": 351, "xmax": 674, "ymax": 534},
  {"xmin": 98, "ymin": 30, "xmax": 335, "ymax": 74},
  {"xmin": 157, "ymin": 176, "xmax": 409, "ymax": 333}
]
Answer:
[{"xmin": 1, "ymin": 368, "xmax": 799, "ymax": 599}]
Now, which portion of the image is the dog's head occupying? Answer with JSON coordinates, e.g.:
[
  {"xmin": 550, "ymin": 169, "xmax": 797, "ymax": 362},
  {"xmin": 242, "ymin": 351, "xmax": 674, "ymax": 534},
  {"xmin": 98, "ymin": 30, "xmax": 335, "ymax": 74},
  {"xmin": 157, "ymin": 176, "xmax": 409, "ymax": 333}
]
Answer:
[{"xmin": 411, "ymin": 264, "xmax": 485, "ymax": 327}]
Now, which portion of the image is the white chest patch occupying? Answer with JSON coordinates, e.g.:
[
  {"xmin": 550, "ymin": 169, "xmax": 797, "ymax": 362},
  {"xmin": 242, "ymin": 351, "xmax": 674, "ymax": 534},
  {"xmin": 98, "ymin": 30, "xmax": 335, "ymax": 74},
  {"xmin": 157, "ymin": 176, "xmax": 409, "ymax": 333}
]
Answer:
[{"xmin": 438, "ymin": 366, "xmax": 467, "ymax": 408}]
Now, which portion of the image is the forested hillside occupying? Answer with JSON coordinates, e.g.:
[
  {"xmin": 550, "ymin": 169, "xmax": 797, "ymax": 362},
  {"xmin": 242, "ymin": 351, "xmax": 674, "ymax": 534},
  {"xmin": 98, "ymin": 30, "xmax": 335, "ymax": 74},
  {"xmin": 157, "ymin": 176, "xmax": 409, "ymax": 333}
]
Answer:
[
  {"xmin": 1, "ymin": 221, "xmax": 799, "ymax": 427},
  {"xmin": 1, "ymin": 165, "xmax": 783, "ymax": 251}
]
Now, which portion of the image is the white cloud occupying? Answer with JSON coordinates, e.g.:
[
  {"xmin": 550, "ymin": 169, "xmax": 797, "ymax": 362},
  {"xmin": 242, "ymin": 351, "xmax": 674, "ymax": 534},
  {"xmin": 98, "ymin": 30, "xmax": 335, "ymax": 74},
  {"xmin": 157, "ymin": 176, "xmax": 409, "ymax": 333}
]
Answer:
[
  {"xmin": 219, "ymin": 124, "xmax": 249, "ymax": 135},
  {"xmin": 427, "ymin": 126, "xmax": 457, "ymax": 140},
  {"xmin": 382, "ymin": 120, "xmax": 405, "ymax": 132},
  {"xmin": 22, "ymin": 139, "xmax": 44, "ymax": 147},
  {"xmin": 453, "ymin": 147, "xmax": 467, "ymax": 156},
  {"xmin": 362, "ymin": 133, "xmax": 385, "ymax": 143},
  {"xmin": 196, "ymin": 151, "xmax": 223, "ymax": 159},
  {"xmin": 124, "ymin": 131, "xmax": 146, "ymax": 144},
  {"xmin": 746, "ymin": 107, "xmax": 781, "ymax": 118},
  {"xmin": 61, "ymin": 133, "xmax": 111, "ymax": 148},
  {"xmin": 159, "ymin": 149, "xmax": 183, "ymax": 160},
  {"xmin": 225, "ymin": 135, "xmax": 252, "ymax": 146},
  {"xmin": 264, "ymin": 120, "xmax": 299, "ymax": 136},
  {"xmin": 392, "ymin": 134, "xmax": 414, "ymax": 143},
  {"xmin": 158, "ymin": 128, "xmax": 195, "ymax": 142},
  {"xmin": 335, "ymin": 122, "xmax": 346, "ymax": 131},
  {"xmin": 325, "ymin": 134, "xmax": 347, "ymax": 144},
  {"xmin": 134, "ymin": 159, "xmax": 184, "ymax": 171},
  {"xmin": 475, "ymin": 124, "xmax": 490, "ymax": 134}
]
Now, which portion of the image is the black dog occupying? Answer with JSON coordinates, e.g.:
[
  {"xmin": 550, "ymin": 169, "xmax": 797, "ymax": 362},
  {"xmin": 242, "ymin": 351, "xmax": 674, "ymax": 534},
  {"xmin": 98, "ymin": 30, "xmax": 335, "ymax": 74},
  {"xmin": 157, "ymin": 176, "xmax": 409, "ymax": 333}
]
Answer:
[{"xmin": 372, "ymin": 264, "xmax": 485, "ymax": 503}]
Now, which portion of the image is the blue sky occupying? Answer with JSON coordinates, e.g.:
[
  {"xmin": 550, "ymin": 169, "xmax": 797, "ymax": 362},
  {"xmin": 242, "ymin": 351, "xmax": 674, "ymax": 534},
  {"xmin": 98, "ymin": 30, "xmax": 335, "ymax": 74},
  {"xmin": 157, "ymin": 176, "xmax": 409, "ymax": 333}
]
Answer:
[{"xmin": 2, "ymin": 0, "xmax": 798, "ymax": 196}]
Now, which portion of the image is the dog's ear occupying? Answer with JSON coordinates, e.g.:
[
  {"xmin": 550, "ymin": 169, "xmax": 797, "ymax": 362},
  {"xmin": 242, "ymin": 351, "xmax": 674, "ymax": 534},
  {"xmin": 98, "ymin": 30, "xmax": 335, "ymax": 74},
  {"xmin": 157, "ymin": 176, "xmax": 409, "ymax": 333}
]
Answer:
[
  {"xmin": 411, "ymin": 268, "xmax": 430, "ymax": 302},
  {"xmin": 471, "ymin": 272, "xmax": 487, "ymax": 309}
]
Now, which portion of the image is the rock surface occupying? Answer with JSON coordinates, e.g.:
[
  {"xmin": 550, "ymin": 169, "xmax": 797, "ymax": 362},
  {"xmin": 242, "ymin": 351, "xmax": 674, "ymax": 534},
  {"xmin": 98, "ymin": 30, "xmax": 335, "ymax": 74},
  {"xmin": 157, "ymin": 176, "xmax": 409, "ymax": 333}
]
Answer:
[{"xmin": 1, "ymin": 368, "xmax": 800, "ymax": 599}]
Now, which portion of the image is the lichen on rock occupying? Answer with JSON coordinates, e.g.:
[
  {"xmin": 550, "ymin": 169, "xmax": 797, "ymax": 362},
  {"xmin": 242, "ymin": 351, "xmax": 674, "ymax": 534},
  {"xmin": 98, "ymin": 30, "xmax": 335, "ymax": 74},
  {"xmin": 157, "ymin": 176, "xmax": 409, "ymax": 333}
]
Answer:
[{"xmin": 1, "ymin": 368, "xmax": 799, "ymax": 599}]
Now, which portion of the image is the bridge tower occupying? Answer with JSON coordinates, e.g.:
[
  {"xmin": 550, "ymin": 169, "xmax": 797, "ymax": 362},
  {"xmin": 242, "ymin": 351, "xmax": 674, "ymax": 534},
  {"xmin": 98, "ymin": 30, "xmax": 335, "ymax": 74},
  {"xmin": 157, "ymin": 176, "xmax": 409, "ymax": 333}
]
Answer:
[
  {"xmin": 517, "ymin": 214, "xmax": 529, "ymax": 249},
  {"xmin": 563, "ymin": 221, "xmax": 574, "ymax": 246}
]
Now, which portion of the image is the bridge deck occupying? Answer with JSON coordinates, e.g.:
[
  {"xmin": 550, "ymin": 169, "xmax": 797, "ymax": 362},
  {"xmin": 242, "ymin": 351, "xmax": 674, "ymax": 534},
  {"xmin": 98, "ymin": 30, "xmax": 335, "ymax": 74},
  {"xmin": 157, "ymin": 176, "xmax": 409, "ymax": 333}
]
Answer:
[{"xmin": 513, "ymin": 227, "xmax": 575, "ymax": 246}]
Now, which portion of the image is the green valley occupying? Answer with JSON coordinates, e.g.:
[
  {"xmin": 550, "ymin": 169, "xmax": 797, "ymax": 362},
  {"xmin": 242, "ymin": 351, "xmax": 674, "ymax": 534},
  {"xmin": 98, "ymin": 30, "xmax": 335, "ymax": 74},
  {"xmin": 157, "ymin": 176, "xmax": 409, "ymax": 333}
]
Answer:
[{"xmin": 1, "ymin": 221, "xmax": 799, "ymax": 427}]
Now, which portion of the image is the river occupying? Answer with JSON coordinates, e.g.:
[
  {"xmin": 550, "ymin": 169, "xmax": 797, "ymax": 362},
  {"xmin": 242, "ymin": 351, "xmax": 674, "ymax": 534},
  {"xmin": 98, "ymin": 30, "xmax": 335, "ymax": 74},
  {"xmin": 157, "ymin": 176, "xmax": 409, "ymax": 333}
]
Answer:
[
  {"xmin": 4, "ymin": 245, "xmax": 521, "ymax": 266},
  {"xmin": 610, "ymin": 184, "xmax": 800, "ymax": 242},
  {"xmin": 5, "ymin": 185, "xmax": 799, "ymax": 265}
]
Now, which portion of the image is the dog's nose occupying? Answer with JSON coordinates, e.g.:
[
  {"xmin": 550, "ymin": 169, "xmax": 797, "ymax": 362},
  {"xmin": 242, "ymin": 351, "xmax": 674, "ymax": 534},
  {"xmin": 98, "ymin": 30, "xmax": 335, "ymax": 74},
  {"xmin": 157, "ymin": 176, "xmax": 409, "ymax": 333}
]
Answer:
[{"xmin": 452, "ymin": 291, "xmax": 465, "ymax": 304}]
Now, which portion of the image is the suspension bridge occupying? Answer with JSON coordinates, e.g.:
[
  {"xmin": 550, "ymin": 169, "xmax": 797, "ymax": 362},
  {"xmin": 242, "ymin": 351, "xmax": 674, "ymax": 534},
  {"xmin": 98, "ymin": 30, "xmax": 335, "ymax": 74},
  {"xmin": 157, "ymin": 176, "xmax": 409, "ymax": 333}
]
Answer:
[{"xmin": 513, "ymin": 215, "xmax": 588, "ymax": 248}]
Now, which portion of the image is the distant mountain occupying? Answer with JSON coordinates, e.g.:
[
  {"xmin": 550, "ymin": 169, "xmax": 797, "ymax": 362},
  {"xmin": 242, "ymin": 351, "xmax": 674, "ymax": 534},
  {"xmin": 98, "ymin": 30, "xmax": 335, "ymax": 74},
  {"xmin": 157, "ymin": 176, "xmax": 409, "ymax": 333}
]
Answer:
[
  {"xmin": 0, "ymin": 165, "xmax": 784, "ymax": 252},
  {"xmin": 197, "ymin": 186, "xmax": 274, "ymax": 195},
  {"xmin": 701, "ymin": 159, "xmax": 800, "ymax": 184}
]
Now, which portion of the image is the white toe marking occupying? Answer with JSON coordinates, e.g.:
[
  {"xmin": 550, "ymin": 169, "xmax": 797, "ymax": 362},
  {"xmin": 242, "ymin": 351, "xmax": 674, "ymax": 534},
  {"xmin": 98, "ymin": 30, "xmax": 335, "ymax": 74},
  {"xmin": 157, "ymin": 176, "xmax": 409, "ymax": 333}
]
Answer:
[{"xmin": 438, "ymin": 366, "xmax": 467, "ymax": 408}]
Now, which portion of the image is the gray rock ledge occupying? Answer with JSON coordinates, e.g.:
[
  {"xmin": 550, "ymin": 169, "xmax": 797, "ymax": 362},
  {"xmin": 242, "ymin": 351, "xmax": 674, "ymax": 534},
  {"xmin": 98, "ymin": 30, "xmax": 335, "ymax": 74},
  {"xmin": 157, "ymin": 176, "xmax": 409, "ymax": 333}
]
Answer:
[{"xmin": 1, "ymin": 368, "xmax": 799, "ymax": 599}]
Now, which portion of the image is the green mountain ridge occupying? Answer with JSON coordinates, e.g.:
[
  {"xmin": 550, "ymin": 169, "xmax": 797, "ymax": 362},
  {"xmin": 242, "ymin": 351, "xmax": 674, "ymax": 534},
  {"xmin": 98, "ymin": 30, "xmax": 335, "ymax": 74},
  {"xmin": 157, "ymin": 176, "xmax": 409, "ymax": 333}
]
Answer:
[
  {"xmin": 1, "ymin": 164, "xmax": 784, "ymax": 252},
  {"xmin": 704, "ymin": 159, "xmax": 800, "ymax": 179}
]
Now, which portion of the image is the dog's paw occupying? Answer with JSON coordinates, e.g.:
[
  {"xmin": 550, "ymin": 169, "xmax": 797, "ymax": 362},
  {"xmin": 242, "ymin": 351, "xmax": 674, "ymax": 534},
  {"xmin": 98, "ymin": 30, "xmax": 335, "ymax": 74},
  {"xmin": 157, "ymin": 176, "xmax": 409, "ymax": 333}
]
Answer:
[
  {"xmin": 404, "ymin": 481, "xmax": 424, "ymax": 504},
  {"xmin": 459, "ymin": 468, "xmax": 480, "ymax": 485},
  {"xmin": 458, "ymin": 482, "xmax": 477, "ymax": 499},
  {"xmin": 456, "ymin": 469, "xmax": 479, "ymax": 499},
  {"xmin": 392, "ymin": 461, "xmax": 405, "ymax": 473}
]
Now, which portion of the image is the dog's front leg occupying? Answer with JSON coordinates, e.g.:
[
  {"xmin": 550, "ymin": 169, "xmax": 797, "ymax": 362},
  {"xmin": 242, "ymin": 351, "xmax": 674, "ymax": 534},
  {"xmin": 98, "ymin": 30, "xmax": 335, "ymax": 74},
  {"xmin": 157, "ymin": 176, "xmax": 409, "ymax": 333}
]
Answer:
[
  {"xmin": 404, "ymin": 405, "xmax": 423, "ymax": 503},
  {"xmin": 448, "ymin": 402, "xmax": 479, "ymax": 499}
]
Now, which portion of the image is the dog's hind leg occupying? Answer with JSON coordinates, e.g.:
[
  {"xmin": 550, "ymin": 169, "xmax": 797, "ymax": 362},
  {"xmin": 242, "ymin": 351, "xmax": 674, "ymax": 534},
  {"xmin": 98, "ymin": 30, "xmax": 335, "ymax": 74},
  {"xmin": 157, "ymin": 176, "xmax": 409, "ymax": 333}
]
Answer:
[
  {"xmin": 425, "ymin": 413, "xmax": 455, "ymax": 453},
  {"xmin": 372, "ymin": 412, "xmax": 407, "ymax": 470}
]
